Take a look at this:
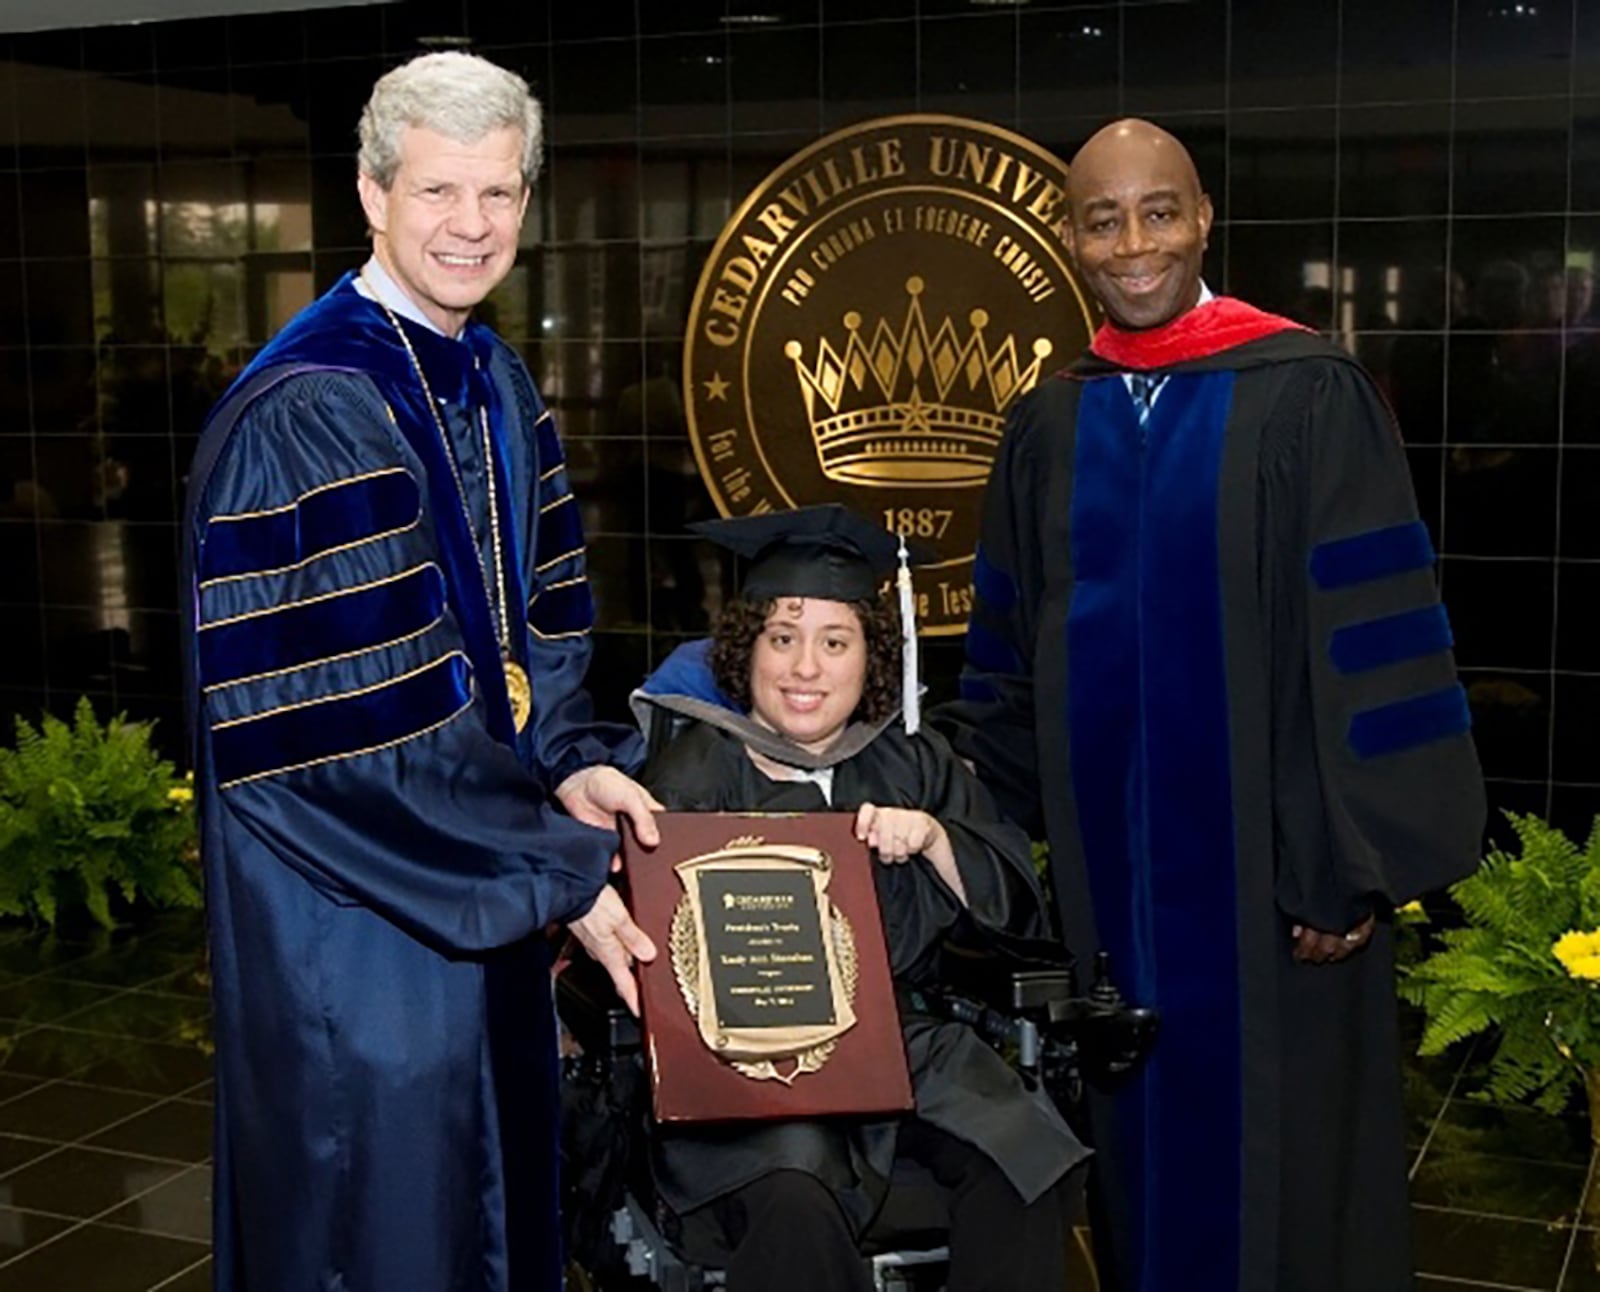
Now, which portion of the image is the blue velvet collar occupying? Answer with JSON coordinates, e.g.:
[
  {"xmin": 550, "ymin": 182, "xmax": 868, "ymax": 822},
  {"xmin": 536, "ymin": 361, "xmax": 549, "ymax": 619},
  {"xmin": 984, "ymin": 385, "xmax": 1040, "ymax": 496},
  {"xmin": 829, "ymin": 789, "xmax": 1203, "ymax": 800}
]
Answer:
[{"xmin": 231, "ymin": 274, "xmax": 527, "ymax": 747}]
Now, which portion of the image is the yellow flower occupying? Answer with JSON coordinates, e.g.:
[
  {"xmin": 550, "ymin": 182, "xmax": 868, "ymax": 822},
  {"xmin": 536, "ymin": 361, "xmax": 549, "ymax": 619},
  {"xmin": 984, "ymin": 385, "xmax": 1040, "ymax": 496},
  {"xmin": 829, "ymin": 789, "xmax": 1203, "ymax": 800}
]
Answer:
[
  {"xmin": 1397, "ymin": 900, "xmax": 1425, "ymax": 915},
  {"xmin": 167, "ymin": 786, "xmax": 194, "ymax": 805},
  {"xmin": 1552, "ymin": 929, "xmax": 1600, "ymax": 981}
]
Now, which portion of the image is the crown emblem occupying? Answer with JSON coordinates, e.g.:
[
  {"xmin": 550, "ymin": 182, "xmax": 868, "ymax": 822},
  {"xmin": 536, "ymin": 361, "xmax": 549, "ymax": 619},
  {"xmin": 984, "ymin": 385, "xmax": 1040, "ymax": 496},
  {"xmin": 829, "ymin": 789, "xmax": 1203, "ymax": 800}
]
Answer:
[{"xmin": 785, "ymin": 276, "xmax": 1053, "ymax": 488}]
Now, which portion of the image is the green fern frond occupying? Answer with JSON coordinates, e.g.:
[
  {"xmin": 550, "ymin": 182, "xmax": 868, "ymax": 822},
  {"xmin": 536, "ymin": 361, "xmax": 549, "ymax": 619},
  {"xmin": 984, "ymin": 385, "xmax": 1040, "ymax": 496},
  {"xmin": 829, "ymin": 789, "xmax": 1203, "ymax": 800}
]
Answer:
[
  {"xmin": 1482, "ymin": 1046, "xmax": 1574, "ymax": 1112},
  {"xmin": 0, "ymin": 697, "xmax": 199, "ymax": 929},
  {"xmin": 1416, "ymin": 991, "xmax": 1497, "ymax": 1054},
  {"xmin": 1408, "ymin": 810, "xmax": 1600, "ymax": 1116}
]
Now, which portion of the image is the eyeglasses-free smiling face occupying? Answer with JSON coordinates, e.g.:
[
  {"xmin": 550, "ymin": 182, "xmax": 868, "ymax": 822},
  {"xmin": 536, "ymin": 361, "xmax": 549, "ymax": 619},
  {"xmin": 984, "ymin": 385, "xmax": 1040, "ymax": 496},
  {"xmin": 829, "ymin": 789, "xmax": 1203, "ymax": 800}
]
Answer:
[
  {"xmin": 357, "ymin": 124, "xmax": 530, "ymax": 336},
  {"xmin": 1064, "ymin": 120, "xmax": 1214, "ymax": 331},
  {"xmin": 748, "ymin": 597, "xmax": 868, "ymax": 755}
]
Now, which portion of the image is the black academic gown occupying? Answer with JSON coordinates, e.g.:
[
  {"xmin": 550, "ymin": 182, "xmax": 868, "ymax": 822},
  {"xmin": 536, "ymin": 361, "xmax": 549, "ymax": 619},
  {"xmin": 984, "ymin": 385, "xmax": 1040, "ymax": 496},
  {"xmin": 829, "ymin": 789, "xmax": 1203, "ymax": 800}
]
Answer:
[
  {"xmin": 938, "ymin": 300, "xmax": 1486, "ymax": 1292},
  {"xmin": 639, "ymin": 716, "xmax": 1089, "ymax": 1263}
]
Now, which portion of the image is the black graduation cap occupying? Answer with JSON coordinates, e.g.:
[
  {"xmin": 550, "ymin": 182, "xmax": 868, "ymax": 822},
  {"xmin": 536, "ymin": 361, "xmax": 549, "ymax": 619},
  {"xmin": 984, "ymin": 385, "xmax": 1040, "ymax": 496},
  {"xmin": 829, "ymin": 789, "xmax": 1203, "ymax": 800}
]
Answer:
[{"xmin": 692, "ymin": 504, "xmax": 932, "ymax": 602}]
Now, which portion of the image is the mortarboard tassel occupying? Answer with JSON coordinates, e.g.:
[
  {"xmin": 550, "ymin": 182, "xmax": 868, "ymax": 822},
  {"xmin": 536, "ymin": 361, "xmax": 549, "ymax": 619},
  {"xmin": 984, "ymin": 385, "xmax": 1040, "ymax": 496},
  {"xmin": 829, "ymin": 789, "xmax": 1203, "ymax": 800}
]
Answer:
[{"xmin": 896, "ymin": 533, "xmax": 920, "ymax": 735}]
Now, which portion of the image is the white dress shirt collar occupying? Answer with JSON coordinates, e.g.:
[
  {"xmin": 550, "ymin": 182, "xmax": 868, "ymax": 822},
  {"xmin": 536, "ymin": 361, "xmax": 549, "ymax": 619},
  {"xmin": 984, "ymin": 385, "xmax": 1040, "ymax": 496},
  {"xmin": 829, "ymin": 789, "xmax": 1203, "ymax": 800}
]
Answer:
[{"xmin": 354, "ymin": 255, "xmax": 461, "ymax": 339}]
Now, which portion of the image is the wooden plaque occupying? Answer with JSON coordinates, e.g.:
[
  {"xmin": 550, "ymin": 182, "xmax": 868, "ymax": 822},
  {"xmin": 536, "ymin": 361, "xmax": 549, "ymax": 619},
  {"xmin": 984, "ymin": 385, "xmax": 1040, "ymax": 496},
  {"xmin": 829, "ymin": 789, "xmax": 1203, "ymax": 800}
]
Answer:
[{"xmin": 621, "ymin": 812, "xmax": 914, "ymax": 1124}]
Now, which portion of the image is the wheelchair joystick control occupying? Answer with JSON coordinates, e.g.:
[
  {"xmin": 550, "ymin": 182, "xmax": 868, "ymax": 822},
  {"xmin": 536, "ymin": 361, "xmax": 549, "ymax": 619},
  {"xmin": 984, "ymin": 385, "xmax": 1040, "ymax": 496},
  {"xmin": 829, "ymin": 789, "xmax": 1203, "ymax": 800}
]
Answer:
[{"xmin": 1089, "ymin": 950, "xmax": 1122, "ymax": 1009}]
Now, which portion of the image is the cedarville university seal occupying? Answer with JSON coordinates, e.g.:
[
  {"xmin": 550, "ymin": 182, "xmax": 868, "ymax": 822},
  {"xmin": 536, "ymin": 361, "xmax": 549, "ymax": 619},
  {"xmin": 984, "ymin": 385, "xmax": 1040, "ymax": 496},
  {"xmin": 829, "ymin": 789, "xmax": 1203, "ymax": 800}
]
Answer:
[{"xmin": 684, "ymin": 114, "xmax": 1097, "ymax": 634}]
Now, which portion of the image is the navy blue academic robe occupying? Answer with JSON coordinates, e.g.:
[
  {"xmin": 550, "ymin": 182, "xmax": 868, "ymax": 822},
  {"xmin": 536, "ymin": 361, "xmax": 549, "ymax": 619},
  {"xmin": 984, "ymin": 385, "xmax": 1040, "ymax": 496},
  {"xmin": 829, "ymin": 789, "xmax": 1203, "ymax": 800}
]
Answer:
[
  {"xmin": 938, "ymin": 298, "xmax": 1486, "ymax": 1292},
  {"xmin": 181, "ymin": 276, "xmax": 638, "ymax": 1291}
]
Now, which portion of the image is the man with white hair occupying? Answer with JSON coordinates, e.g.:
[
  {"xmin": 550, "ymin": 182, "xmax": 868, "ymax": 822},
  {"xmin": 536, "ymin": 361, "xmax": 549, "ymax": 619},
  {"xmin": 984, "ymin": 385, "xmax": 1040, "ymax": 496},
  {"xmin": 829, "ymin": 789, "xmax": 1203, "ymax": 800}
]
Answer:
[{"xmin": 182, "ymin": 53, "xmax": 658, "ymax": 1291}]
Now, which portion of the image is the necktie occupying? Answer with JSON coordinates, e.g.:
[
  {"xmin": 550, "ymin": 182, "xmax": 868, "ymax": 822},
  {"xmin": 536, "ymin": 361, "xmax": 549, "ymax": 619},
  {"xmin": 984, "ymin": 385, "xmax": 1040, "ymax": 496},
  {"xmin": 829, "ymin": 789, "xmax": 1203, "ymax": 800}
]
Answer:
[{"xmin": 1129, "ymin": 372, "xmax": 1165, "ymax": 426}]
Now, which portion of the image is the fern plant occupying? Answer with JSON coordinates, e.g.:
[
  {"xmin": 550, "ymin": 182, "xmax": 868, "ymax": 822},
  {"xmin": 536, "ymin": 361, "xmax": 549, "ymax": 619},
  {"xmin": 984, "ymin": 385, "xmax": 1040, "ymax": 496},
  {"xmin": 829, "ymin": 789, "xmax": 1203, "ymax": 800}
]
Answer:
[
  {"xmin": 1401, "ymin": 813, "xmax": 1600, "ymax": 1116},
  {"xmin": 0, "ymin": 698, "xmax": 200, "ymax": 929}
]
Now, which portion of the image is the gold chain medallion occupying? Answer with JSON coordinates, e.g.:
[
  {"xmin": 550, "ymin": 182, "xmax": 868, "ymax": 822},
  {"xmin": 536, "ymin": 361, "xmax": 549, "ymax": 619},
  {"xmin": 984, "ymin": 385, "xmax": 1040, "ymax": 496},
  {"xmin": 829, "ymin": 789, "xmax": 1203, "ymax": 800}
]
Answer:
[
  {"xmin": 503, "ymin": 656, "xmax": 533, "ymax": 733},
  {"xmin": 368, "ymin": 283, "xmax": 531, "ymax": 733}
]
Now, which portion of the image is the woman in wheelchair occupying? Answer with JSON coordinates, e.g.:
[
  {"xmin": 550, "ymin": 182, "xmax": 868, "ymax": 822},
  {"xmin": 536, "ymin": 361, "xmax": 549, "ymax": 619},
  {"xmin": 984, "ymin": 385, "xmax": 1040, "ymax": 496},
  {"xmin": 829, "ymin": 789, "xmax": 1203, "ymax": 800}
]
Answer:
[{"xmin": 630, "ymin": 506, "xmax": 1090, "ymax": 1292}]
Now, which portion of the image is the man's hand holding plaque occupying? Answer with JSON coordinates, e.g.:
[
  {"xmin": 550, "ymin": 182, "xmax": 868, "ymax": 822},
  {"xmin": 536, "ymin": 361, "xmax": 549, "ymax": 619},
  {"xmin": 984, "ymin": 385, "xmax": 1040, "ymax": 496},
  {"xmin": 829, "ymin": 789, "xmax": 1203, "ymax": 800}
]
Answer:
[
  {"xmin": 568, "ymin": 886, "xmax": 657, "ymax": 1017},
  {"xmin": 560, "ymin": 765, "xmax": 663, "ymax": 1015}
]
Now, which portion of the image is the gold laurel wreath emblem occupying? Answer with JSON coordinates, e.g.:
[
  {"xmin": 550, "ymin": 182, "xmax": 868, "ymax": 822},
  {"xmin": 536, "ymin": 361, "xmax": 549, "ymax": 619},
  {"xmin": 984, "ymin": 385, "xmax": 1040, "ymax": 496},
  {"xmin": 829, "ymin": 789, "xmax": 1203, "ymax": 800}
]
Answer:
[{"xmin": 670, "ymin": 888, "xmax": 859, "ymax": 1086}]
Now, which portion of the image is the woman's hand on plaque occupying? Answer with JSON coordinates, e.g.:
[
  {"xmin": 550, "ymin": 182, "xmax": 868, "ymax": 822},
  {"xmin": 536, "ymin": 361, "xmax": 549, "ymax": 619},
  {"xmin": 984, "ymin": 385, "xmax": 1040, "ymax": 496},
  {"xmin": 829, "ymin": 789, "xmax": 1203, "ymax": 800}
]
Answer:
[
  {"xmin": 854, "ymin": 804, "xmax": 966, "ymax": 906},
  {"xmin": 854, "ymin": 804, "xmax": 946, "ymax": 863}
]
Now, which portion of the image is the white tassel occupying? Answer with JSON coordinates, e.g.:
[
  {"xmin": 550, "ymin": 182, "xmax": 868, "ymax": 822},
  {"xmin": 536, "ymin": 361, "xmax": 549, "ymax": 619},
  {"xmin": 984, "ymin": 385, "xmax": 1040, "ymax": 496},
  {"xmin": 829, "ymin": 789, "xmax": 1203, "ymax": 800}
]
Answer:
[{"xmin": 896, "ymin": 533, "xmax": 920, "ymax": 735}]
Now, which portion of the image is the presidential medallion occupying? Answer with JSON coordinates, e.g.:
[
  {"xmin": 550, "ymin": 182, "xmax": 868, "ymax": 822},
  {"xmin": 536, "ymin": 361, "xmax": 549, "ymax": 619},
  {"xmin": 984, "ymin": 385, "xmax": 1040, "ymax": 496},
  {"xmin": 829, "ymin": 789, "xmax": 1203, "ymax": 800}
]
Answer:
[
  {"xmin": 684, "ymin": 114, "xmax": 1098, "ymax": 634},
  {"xmin": 503, "ymin": 655, "xmax": 532, "ymax": 733}
]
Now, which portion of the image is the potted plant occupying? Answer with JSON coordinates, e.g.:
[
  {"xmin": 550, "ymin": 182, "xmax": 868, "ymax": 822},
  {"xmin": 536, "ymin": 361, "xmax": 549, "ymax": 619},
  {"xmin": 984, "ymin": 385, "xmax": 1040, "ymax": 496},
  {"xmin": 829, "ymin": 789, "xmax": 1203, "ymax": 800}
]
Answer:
[
  {"xmin": 0, "ymin": 697, "xmax": 201, "ymax": 929},
  {"xmin": 1402, "ymin": 813, "xmax": 1600, "ymax": 1138}
]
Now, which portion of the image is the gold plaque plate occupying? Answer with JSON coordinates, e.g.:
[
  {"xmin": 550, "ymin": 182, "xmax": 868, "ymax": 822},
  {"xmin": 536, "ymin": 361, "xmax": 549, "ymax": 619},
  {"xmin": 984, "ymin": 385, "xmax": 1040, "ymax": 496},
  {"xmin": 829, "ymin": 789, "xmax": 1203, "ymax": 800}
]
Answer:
[{"xmin": 671, "ymin": 836, "xmax": 858, "ymax": 1086}]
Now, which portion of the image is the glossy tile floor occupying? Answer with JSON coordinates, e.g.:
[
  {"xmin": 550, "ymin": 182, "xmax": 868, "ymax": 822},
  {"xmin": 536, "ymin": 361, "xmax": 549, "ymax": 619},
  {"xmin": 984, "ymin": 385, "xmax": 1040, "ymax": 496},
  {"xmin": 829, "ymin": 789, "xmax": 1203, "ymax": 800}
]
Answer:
[
  {"xmin": 0, "ymin": 910, "xmax": 1593, "ymax": 1291},
  {"xmin": 0, "ymin": 914, "xmax": 212, "ymax": 1291}
]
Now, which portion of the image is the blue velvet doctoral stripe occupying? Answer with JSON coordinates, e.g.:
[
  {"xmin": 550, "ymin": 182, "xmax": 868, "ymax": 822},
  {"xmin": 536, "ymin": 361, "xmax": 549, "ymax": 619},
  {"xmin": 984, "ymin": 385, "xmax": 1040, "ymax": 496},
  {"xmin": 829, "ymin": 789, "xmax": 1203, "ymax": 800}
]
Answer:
[
  {"xmin": 528, "ymin": 577, "xmax": 594, "ymax": 639},
  {"xmin": 183, "ymin": 362, "xmax": 320, "ymax": 760},
  {"xmin": 200, "ymin": 470, "xmax": 421, "ymax": 583},
  {"xmin": 535, "ymin": 492, "xmax": 583, "ymax": 568},
  {"xmin": 1348, "ymin": 683, "xmax": 1472, "ymax": 759},
  {"xmin": 199, "ymin": 564, "xmax": 446, "ymax": 691},
  {"xmin": 972, "ymin": 543, "xmax": 1017, "ymax": 614},
  {"xmin": 212, "ymin": 652, "xmax": 472, "ymax": 787},
  {"xmin": 1067, "ymin": 373, "xmax": 1242, "ymax": 1292},
  {"xmin": 211, "ymin": 276, "xmax": 519, "ymax": 747},
  {"xmin": 1329, "ymin": 603, "xmax": 1453, "ymax": 675},
  {"xmin": 1310, "ymin": 519, "xmax": 1435, "ymax": 590}
]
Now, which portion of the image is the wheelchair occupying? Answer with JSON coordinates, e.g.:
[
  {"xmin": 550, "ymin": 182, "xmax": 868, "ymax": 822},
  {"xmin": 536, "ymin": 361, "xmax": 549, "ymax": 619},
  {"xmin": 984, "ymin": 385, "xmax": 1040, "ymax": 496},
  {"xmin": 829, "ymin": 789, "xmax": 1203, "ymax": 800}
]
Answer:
[{"xmin": 557, "ymin": 936, "xmax": 1158, "ymax": 1292}]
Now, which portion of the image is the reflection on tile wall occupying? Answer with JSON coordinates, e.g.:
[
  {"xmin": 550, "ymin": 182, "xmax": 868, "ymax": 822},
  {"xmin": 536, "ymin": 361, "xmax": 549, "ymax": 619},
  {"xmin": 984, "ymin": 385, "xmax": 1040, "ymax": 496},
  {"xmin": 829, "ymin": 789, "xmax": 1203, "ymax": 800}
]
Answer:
[{"xmin": 2, "ymin": 0, "xmax": 1599, "ymax": 841}]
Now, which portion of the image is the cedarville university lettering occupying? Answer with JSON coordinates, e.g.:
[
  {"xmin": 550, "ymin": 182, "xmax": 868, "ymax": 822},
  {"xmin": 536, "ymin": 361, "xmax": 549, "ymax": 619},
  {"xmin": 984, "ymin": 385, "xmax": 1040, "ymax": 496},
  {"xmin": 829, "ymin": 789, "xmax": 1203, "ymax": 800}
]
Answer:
[{"xmin": 701, "ymin": 133, "xmax": 1073, "ymax": 348}]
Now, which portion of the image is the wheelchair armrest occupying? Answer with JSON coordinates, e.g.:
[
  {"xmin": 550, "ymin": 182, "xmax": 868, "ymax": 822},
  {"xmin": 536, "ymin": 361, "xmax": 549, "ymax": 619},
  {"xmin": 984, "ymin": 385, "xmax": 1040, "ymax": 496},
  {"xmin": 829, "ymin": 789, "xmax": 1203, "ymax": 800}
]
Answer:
[
  {"xmin": 556, "ymin": 956, "xmax": 642, "ymax": 1056},
  {"xmin": 932, "ymin": 941, "xmax": 1161, "ymax": 1090},
  {"xmin": 938, "ymin": 938, "xmax": 1078, "ymax": 1015},
  {"xmin": 1006, "ymin": 968, "xmax": 1078, "ymax": 1013}
]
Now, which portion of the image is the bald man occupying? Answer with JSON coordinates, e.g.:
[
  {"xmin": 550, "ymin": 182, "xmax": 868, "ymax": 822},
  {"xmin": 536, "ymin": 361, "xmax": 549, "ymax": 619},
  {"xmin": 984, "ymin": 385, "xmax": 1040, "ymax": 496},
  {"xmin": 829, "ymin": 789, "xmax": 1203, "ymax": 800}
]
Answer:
[{"xmin": 938, "ymin": 120, "xmax": 1485, "ymax": 1292}]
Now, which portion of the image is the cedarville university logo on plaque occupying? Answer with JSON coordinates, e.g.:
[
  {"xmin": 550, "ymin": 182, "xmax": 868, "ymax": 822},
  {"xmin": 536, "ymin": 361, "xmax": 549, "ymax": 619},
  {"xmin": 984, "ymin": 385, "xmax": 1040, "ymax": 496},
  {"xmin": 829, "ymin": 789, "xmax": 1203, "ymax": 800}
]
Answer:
[{"xmin": 684, "ymin": 114, "xmax": 1097, "ymax": 635}]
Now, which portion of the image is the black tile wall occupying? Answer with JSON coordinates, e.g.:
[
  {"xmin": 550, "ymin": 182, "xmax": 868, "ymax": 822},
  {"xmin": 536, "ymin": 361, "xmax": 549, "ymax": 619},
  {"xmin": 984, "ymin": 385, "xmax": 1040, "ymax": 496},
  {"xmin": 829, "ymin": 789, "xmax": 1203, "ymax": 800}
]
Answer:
[
  {"xmin": 821, "ymin": 19, "xmax": 917, "ymax": 129},
  {"xmin": 1123, "ymin": 0, "xmax": 1226, "ymax": 115},
  {"xmin": 1339, "ymin": 101, "xmax": 1452, "ymax": 219},
  {"xmin": 1231, "ymin": 0, "xmax": 1338, "ymax": 110},
  {"xmin": 0, "ymin": 0, "xmax": 1592, "ymax": 837}
]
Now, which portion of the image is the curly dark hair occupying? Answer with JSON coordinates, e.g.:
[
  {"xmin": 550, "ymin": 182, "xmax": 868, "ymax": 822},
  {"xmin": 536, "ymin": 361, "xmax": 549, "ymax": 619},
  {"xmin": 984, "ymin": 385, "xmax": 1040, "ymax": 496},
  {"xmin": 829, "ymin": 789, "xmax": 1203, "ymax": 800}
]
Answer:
[{"xmin": 709, "ymin": 592, "xmax": 903, "ymax": 727}]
